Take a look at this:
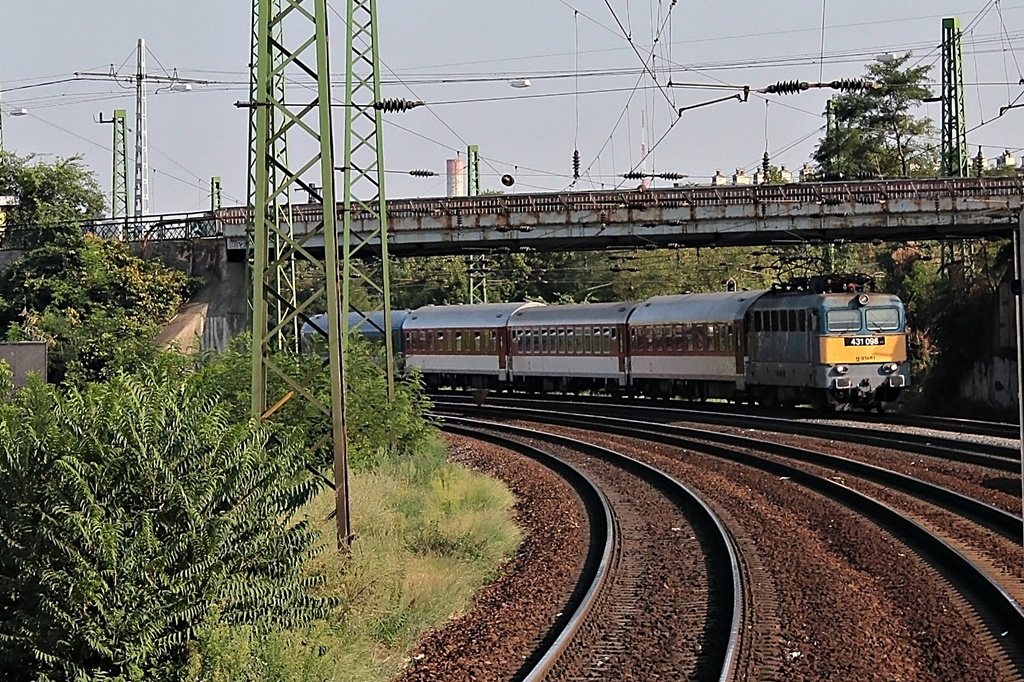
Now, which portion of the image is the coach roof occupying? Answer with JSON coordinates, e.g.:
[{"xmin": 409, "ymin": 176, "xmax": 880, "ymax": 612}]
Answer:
[
  {"xmin": 405, "ymin": 302, "xmax": 544, "ymax": 330},
  {"xmin": 630, "ymin": 290, "xmax": 769, "ymax": 325},
  {"xmin": 509, "ymin": 301, "xmax": 640, "ymax": 327}
]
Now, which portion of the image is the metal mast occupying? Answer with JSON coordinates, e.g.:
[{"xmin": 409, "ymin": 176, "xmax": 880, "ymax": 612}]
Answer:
[
  {"xmin": 941, "ymin": 17, "xmax": 968, "ymax": 177},
  {"xmin": 246, "ymin": 0, "xmax": 298, "ymax": 349},
  {"xmin": 113, "ymin": 110, "xmax": 129, "ymax": 227},
  {"xmin": 341, "ymin": 0, "xmax": 397, "ymax": 398},
  {"xmin": 250, "ymin": 0, "xmax": 352, "ymax": 546},
  {"xmin": 134, "ymin": 39, "xmax": 149, "ymax": 219},
  {"xmin": 211, "ymin": 176, "xmax": 222, "ymax": 211},
  {"xmin": 466, "ymin": 144, "xmax": 487, "ymax": 304}
]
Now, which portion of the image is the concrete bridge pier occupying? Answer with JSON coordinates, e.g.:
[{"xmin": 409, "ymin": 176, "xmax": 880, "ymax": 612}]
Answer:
[{"xmin": 141, "ymin": 238, "xmax": 248, "ymax": 353}]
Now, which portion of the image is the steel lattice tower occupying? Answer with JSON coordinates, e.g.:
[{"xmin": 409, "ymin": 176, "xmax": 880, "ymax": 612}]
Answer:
[
  {"xmin": 250, "ymin": 0, "xmax": 354, "ymax": 546},
  {"xmin": 247, "ymin": 0, "xmax": 298, "ymax": 349},
  {"xmin": 134, "ymin": 39, "xmax": 149, "ymax": 219},
  {"xmin": 341, "ymin": 0, "xmax": 396, "ymax": 399},
  {"xmin": 112, "ymin": 109, "xmax": 129, "ymax": 228},
  {"xmin": 941, "ymin": 17, "xmax": 968, "ymax": 178},
  {"xmin": 465, "ymin": 145, "xmax": 487, "ymax": 303}
]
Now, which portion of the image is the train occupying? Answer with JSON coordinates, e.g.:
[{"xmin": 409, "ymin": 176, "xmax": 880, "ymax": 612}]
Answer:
[{"xmin": 303, "ymin": 274, "xmax": 911, "ymax": 412}]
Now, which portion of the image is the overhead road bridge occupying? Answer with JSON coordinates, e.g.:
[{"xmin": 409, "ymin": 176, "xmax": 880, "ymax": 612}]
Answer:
[{"xmin": 84, "ymin": 176, "xmax": 1024, "ymax": 257}]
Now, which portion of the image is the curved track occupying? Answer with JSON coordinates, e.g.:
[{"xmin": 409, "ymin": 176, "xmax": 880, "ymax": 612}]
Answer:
[
  {"xmin": 435, "ymin": 400, "xmax": 1024, "ymax": 678},
  {"xmin": 444, "ymin": 418, "xmax": 743, "ymax": 681}
]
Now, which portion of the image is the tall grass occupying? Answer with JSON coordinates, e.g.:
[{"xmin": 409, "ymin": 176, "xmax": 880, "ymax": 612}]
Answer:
[{"xmin": 185, "ymin": 435, "xmax": 523, "ymax": 682}]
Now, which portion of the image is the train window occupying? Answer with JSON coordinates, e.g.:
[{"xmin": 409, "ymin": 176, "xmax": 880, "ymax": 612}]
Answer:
[
  {"xmin": 770, "ymin": 310, "xmax": 780, "ymax": 332},
  {"xmin": 782, "ymin": 312, "xmax": 791, "ymax": 332},
  {"xmin": 437, "ymin": 331, "xmax": 445, "ymax": 352},
  {"xmin": 798, "ymin": 312, "xmax": 806, "ymax": 332},
  {"xmin": 646, "ymin": 327, "xmax": 655, "ymax": 352},
  {"xmin": 474, "ymin": 331, "xmax": 482, "ymax": 352},
  {"xmin": 655, "ymin": 326, "xmax": 663, "ymax": 352},
  {"xmin": 673, "ymin": 325, "xmax": 683, "ymax": 352},
  {"xmin": 575, "ymin": 328, "xmax": 584, "ymax": 354},
  {"xmin": 686, "ymin": 327, "xmax": 695, "ymax": 352},
  {"xmin": 455, "ymin": 331, "xmax": 463, "ymax": 352},
  {"xmin": 726, "ymin": 325, "xmax": 735, "ymax": 351},
  {"xmin": 696, "ymin": 328, "xmax": 705, "ymax": 352},
  {"xmin": 540, "ymin": 329, "xmax": 548, "ymax": 353},
  {"xmin": 603, "ymin": 328, "xmax": 612, "ymax": 355},
  {"xmin": 557, "ymin": 329, "xmax": 565, "ymax": 354},
  {"xmin": 826, "ymin": 309, "xmax": 861, "ymax": 333},
  {"xmin": 788, "ymin": 310, "xmax": 798, "ymax": 332},
  {"xmin": 866, "ymin": 307, "xmax": 900, "ymax": 331},
  {"xmin": 586, "ymin": 327, "xmax": 595, "ymax": 354},
  {"xmin": 809, "ymin": 311, "xmax": 819, "ymax": 332},
  {"xmin": 491, "ymin": 331, "xmax": 498, "ymax": 352}
]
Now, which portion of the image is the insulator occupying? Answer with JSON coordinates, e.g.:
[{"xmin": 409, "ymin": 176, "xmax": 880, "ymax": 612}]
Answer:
[
  {"xmin": 573, "ymin": 149, "xmax": 581, "ymax": 180},
  {"xmin": 656, "ymin": 172, "xmax": 686, "ymax": 180},
  {"xmin": 621, "ymin": 171, "xmax": 646, "ymax": 180},
  {"xmin": 762, "ymin": 152, "xmax": 770, "ymax": 177},
  {"xmin": 763, "ymin": 80, "xmax": 810, "ymax": 95},
  {"xmin": 828, "ymin": 78, "xmax": 877, "ymax": 92},
  {"xmin": 409, "ymin": 169, "xmax": 438, "ymax": 177},
  {"xmin": 373, "ymin": 98, "xmax": 425, "ymax": 113}
]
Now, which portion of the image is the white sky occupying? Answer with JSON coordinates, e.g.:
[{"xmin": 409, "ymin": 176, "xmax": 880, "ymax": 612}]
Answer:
[{"xmin": 3, "ymin": 1, "xmax": 1024, "ymax": 215}]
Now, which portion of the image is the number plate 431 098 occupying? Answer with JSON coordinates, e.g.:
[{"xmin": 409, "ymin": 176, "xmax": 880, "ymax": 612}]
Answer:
[{"xmin": 844, "ymin": 336, "xmax": 885, "ymax": 347}]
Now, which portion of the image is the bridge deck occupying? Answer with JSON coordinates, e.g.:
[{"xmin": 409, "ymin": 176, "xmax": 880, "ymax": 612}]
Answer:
[{"xmin": 85, "ymin": 177, "xmax": 1024, "ymax": 256}]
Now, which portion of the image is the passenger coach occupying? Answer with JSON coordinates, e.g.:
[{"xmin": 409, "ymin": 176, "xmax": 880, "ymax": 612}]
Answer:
[
  {"xmin": 403, "ymin": 302, "xmax": 543, "ymax": 389},
  {"xmin": 508, "ymin": 301, "xmax": 637, "ymax": 392}
]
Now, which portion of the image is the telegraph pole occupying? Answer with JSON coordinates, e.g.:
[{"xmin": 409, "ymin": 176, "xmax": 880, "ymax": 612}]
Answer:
[
  {"xmin": 96, "ymin": 110, "xmax": 130, "ymax": 238},
  {"xmin": 466, "ymin": 144, "xmax": 487, "ymax": 304},
  {"xmin": 76, "ymin": 41, "xmax": 206, "ymax": 226},
  {"xmin": 941, "ymin": 17, "xmax": 968, "ymax": 177}
]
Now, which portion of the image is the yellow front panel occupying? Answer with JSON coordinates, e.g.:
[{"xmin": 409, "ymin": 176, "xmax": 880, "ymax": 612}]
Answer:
[{"xmin": 819, "ymin": 334, "xmax": 907, "ymax": 364}]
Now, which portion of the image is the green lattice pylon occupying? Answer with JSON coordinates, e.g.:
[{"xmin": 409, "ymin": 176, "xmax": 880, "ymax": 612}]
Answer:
[
  {"xmin": 941, "ymin": 17, "xmax": 968, "ymax": 177},
  {"xmin": 341, "ymin": 0, "xmax": 396, "ymax": 399},
  {"xmin": 247, "ymin": 0, "xmax": 298, "ymax": 350},
  {"xmin": 112, "ymin": 109, "xmax": 129, "ymax": 235},
  {"xmin": 250, "ymin": 0, "xmax": 351, "ymax": 545}
]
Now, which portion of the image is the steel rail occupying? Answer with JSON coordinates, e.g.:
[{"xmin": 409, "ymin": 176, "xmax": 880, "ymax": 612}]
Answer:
[
  {"xmin": 441, "ymin": 422, "xmax": 615, "ymax": 681},
  {"xmin": 438, "ymin": 404, "xmax": 1024, "ymax": 672},
  {"xmin": 436, "ymin": 401, "xmax": 1020, "ymax": 540},
  {"xmin": 435, "ymin": 393, "xmax": 1019, "ymax": 469},
  {"xmin": 445, "ymin": 417, "xmax": 743, "ymax": 682}
]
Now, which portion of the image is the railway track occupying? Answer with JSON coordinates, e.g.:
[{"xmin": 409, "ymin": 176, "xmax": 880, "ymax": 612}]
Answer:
[
  {"xmin": 433, "ymin": 392, "xmax": 1019, "ymax": 470},
  {"xmin": 434, "ymin": 400, "xmax": 1024, "ymax": 680},
  {"xmin": 443, "ymin": 419, "xmax": 743, "ymax": 681}
]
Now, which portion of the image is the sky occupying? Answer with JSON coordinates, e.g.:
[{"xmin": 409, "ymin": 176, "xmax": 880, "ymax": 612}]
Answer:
[{"xmin": 3, "ymin": 1, "xmax": 1024, "ymax": 216}]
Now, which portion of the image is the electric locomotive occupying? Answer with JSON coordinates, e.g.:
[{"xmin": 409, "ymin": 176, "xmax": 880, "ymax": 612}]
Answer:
[{"xmin": 743, "ymin": 274, "xmax": 909, "ymax": 411}]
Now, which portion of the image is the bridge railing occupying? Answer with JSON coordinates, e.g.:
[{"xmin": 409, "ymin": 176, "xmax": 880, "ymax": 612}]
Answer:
[
  {"xmin": 216, "ymin": 176, "xmax": 1024, "ymax": 227},
  {"xmin": 84, "ymin": 210, "xmax": 221, "ymax": 241}
]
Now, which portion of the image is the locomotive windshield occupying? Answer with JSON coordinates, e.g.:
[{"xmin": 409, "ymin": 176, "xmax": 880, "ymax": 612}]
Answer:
[
  {"xmin": 865, "ymin": 307, "xmax": 901, "ymax": 331},
  {"xmin": 826, "ymin": 309, "xmax": 861, "ymax": 333}
]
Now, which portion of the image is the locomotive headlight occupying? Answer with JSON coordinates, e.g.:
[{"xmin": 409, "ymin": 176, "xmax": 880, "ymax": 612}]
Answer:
[
  {"xmin": 883, "ymin": 362, "xmax": 899, "ymax": 373},
  {"xmin": 835, "ymin": 364, "xmax": 849, "ymax": 374}
]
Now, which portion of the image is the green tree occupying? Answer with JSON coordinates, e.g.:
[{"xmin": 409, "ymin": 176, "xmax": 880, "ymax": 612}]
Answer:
[
  {"xmin": 0, "ymin": 365, "xmax": 331, "ymax": 681},
  {"xmin": 0, "ymin": 152, "xmax": 196, "ymax": 383},
  {"xmin": 813, "ymin": 53, "xmax": 938, "ymax": 178},
  {"xmin": 0, "ymin": 151, "xmax": 104, "ymax": 250}
]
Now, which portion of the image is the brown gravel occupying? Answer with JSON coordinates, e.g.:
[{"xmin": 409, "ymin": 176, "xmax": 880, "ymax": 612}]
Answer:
[
  {"xmin": 393, "ymin": 418, "xmax": 1021, "ymax": 682},
  {"xmin": 537, "ymin": 423, "xmax": 1019, "ymax": 682},
  {"xmin": 392, "ymin": 433, "xmax": 589, "ymax": 682}
]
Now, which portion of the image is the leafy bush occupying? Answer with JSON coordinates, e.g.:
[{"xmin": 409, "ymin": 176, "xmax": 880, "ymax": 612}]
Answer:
[{"xmin": 0, "ymin": 366, "xmax": 330, "ymax": 681}]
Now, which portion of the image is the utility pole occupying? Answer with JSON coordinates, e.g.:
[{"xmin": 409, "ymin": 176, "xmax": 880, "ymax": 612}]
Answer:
[
  {"xmin": 245, "ymin": 0, "xmax": 298, "ymax": 350},
  {"xmin": 77, "ymin": 40, "xmax": 206, "ymax": 227},
  {"xmin": 97, "ymin": 110, "xmax": 129, "ymax": 238},
  {"xmin": 211, "ymin": 176, "xmax": 222, "ymax": 211},
  {"xmin": 941, "ymin": 17, "xmax": 968, "ymax": 177},
  {"xmin": 135, "ymin": 39, "xmax": 149, "ymax": 220},
  {"xmin": 466, "ymin": 144, "xmax": 487, "ymax": 304}
]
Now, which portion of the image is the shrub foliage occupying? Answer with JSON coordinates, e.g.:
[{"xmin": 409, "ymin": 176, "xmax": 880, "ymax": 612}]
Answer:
[{"xmin": 0, "ymin": 367, "xmax": 331, "ymax": 681}]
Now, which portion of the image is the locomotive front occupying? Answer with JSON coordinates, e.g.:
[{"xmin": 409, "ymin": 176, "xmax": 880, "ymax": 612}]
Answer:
[{"xmin": 814, "ymin": 285, "xmax": 910, "ymax": 411}]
